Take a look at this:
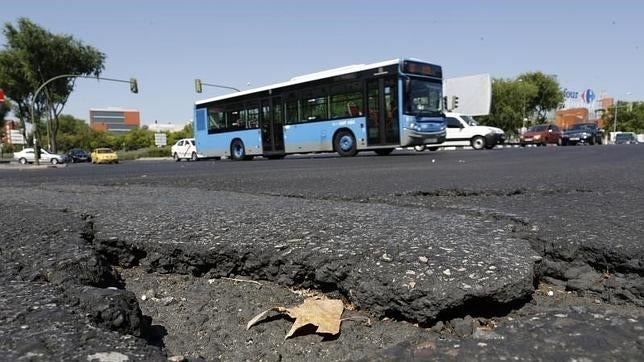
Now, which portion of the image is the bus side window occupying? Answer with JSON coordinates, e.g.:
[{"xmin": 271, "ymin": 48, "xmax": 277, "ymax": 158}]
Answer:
[{"xmin": 347, "ymin": 102, "xmax": 360, "ymax": 116}]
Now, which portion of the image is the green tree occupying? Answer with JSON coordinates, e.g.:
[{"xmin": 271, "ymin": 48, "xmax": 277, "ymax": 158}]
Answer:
[
  {"xmin": 0, "ymin": 48, "xmax": 33, "ymax": 145},
  {"xmin": 121, "ymin": 127, "xmax": 154, "ymax": 151},
  {"xmin": 478, "ymin": 72, "xmax": 563, "ymax": 136},
  {"xmin": 167, "ymin": 122, "xmax": 194, "ymax": 145},
  {"xmin": 602, "ymin": 101, "xmax": 644, "ymax": 133},
  {"xmin": 0, "ymin": 17, "xmax": 105, "ymax": 152},
  {"xmin": 517, "ymin": 72, "xmax": 564, "ymax": 123},
  {"xmin": 0, "ymin": 101, "xmax": 9, "ymax": 140},
  {"xmin": 478, "ymin": 78, "xmax": 538, "ymax": 136}
]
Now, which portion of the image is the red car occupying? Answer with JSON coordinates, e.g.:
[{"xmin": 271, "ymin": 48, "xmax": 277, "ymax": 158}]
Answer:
[{"xmin": 520, "ymin": 124, "xmax": 562, "ymax": 146}]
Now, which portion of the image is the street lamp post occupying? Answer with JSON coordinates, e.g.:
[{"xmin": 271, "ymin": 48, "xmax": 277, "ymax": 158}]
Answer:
[{"xmin": 31, "ymin": 74, "xmax": 137, "ymax": 165}]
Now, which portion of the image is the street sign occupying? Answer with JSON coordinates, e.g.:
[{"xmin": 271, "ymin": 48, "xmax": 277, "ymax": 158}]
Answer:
[
  {"xmin": 154, "ymin": 133, "xmax": 167, "ymax": 146},
  {"xmin": 10, "ymin": 130, "xmax": 25, "ymax": 145}
]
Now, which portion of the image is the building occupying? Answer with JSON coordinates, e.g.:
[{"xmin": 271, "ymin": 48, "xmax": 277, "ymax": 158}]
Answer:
[
  {"xmin": 2, "ymin": 118, "xmax": 24, "ymax": 145},
  {"xmin": 555, "ymin": 88, "xmax": 612, "ymax": 129},
  {"xmin": 89, "ymin": 107, "xmax": 140, "ymax": 133}
]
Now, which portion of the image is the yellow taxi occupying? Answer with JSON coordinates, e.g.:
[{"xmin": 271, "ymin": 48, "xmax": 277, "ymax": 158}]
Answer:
[{"xmin": 91, "ymin": 148, "xmax": 119, "ymax": 164}]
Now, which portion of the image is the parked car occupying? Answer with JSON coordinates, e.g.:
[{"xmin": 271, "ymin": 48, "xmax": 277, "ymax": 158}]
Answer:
[
  {"xmin": 171, "ymin": 138, "xmax": 204, "ymax": 161},
  {"xmin": 520, "ymin": 124, "xmax": 562, "ymax": 146},
  {"xmin": 414, "ymin": 112, "xmax": 505, "ymax": 151},
  {"xmin": 90, "ymin": 148, "xmax": 119, "ymax": 164},
  {"xmin": 561, "ymin": 123, "xmax": 603, "ymax": 146},
  {"xmin": 66, "ymin": 148, "xmax": 91, "ymax": 163},
  {"xmin": 13, "ymin": 148, "xmax": 66, "ymax": 165},
  {"xmin": 614, "ymin": 132, "xmax": 639, "ymax": 144}
]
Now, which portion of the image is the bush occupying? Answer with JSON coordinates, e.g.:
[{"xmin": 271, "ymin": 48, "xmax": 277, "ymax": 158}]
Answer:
[
  {"xmin": 141, "ymin": 147, "xmax": 170, "ymax": 158},
  {"xmin": 116, "ymin": 147, "xmax": 170, "ymax": 160}
]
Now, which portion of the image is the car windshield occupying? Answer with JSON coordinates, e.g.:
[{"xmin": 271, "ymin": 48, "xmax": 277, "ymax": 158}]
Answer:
[
  {"xmin": 616, "ymin": 134, "xmax": 633, "ymax": 140},
  {"xmin": 528, "ymin": 125, "xmax": 547, "ymax": 132},
  {"xmin": 96, "ymin": 149, "xmax": 114, "ymax": 153},
  {"xmin": 461, "ymin": 115, "xmax": 478, "ymax": 126},
  {"xmin": 403, "ymin": 78, "xmax": 442, "ymax": 117},
  {"xmin": 570, "ymin": 124, "xmax": 594, "ymax": 130}
]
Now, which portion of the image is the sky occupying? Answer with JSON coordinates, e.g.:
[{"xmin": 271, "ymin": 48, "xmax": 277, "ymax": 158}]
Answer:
[{"xmin": 1, "ymin": 0, "xmax": 642, "ymax": 126}]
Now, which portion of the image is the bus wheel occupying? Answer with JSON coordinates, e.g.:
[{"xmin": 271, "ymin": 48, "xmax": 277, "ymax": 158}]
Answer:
[
  {"xmin": 230, "ymin": 139, "xmax": 246, "ymax": 161},
  {"xmin": 471, "ymin": 136, "xmax": 486, "ymax": 150},
  {"xmin": 334, "ymin": 130, "xmax": 357, "ymax": 157},
  {"xmin": 374, "ymin": 148, "xmax": 394, "ymax": 156},
  {"xmin": 414, "ymin": 145, "xmax": 426, "ymax": 152}
]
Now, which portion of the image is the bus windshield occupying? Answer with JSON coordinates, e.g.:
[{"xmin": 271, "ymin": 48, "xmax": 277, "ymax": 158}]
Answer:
[{"xmin": 404, "ymin": 78, "xmax": 442, "ymax": 117}]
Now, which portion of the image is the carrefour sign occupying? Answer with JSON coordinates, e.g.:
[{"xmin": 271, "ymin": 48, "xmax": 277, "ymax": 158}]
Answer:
[{"xmin": 563, "ymin": 88, "xmax": 596, "ymax": 104}]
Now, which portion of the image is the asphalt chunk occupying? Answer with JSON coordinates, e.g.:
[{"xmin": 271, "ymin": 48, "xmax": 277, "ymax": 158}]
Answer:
[{"xmin": 3, "ymin": 185, "xmax": 542, "ymax": 324}]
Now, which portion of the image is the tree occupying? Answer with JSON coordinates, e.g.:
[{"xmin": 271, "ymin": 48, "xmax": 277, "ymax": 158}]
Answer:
[
  {"xmin": 0, "ymin": 101, "xmax": 9, "ymax": 140},
  {"xmin": 167, "ymin": 122, "xmax": 194, "ymax": 146},
  {"xmin": 478, "ymin": 72, "xmax": 564, "ymax": 136},
  {"xmin": 602, "ymin": 101, "xmax": 644, "ymax": 133},
  {"xmin": 517, "ymin": 72, "xmax": 563, "ymax": 123},
  {"xmin": 478, "ymin": 78, "xmax": 538, "ymax": 136},
  {"xmin": 121, "ymin": 127, "xmax": 154, "ymax": 151},
  {"xmin": 0, "ymin": 17, "xmax": 105, "ymax": 152},
  {"xmin": 0, "ymin": 47, "xmax": 33, "ymax": 145}
]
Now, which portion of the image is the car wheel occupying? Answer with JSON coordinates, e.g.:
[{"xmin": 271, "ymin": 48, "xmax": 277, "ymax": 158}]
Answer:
[
  {"xmin": 173, "ymin": 152, "xmax": 180, "ymax": 162},
  {"xmin": 414, "ymin": 145, "xmax": 426, "ymax": 152},
  {"xmin": 520, "ymin": 142, "xmax": 526, "ymax": 147},
  {"xmin": 471, "ymin": 136, "xmax": 486, "ymax": 150},
  {"xmin": 19, "ymin": 158, "xmax": 28, "ymax": 165},
  {"xmin": 333, "ymin": 130, "xmax": 358, "ymax": 157},
  {"xmin": 428, "ymin": 147, "xmax": 439, "ymax": 152},
  {"xmin": 589, "ymin": 137, "xmax": 595, "ymax": 145},
  {"xmin": 51, "ymin": 158, "xmax": 59, "ymax": 165},
  {"xmin": 190, "ymin": 152, "xmax": 198, "ymax": 161},
  {"xmin": 230, "ymin": 139, "xmax": 246, "ymax": 161}
]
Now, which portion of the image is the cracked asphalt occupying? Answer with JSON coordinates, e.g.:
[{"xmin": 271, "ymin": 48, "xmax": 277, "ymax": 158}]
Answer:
[{"xmin": 1, "ymin": 145, "xmax": 643, "ymax": 361}]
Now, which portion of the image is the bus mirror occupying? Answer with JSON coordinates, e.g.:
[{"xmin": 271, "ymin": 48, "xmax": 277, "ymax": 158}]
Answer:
[
  {"xmin": 195, "ymin": 79, "xmax": 203, "ymax": 93},
  {"xmin": 404, "ymin": 78, "xmax": 411, "ymax": 93}
]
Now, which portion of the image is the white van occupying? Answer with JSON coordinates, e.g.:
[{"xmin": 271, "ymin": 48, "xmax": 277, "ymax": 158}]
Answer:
[
  {"xmin": 171, "ymin": 138, "xmax": 204, "ymax": 161},
  {"xmin": 415, "ymin": 112, "xmax": 505, "ymax": 151}
]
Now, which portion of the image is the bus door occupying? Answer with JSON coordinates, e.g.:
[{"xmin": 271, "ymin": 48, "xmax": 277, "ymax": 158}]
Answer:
[
  {"xmin": 366, "ymin": 76, "xmax": 399, "ymax": 146},
  {"xmin": 260, "ymin": 96, "xmax": 285, "ymax": 154}
]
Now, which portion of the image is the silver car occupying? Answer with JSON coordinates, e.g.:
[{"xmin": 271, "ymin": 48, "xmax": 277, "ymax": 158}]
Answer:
[{"xmin": 13, "ymin": 148, "xmax": 66, "ymax": 165}]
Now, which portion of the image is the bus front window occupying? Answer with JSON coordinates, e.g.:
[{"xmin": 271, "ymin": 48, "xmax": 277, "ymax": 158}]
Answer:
[{"xmin": 404, "ymin": 79, "xmax": 442, "ymax": 116}]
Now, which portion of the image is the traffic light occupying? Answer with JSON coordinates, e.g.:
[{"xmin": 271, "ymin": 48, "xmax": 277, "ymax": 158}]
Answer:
[
  {"xmin": 451, "ymin": 95, "xmax": 459, "ymax": 110},
  {"xmin": 129, "ymin": 78, "xmax": 138, "ymax": 94},
  {"xmin": 194, "ymin": 79, "xmax": 203, "ymax": 93}
]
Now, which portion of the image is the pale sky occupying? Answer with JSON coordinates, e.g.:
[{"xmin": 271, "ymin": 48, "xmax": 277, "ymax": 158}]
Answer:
[{"xmin": 1, "ymin": 0, "xmax": 642, "ymax": 125}]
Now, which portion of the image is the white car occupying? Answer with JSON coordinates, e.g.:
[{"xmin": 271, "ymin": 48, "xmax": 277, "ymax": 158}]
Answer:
[
  {"xmin": 13, "ymin": 148, "xmax": 66, "ymax": 165},
  {"xmin": 415, "ymin": 112, "xmax": 506, "ymax": 151},
  {"xmin": 171, "ymin": 138, "xmax": 204, "ymax": 161}
]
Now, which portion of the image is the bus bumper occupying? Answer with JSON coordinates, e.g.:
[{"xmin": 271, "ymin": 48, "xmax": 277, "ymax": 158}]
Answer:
[{"xmin": 402, "ymin": 128, "xmax": 447, "ymax": 146}]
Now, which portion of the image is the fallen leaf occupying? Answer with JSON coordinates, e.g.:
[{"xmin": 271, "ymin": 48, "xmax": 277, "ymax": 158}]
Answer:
[{"xmin": 247, "ymin": 297, "xmax": 344, "ymax": 339}]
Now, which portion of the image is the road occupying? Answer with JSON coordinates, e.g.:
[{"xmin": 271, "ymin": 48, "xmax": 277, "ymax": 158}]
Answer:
[{"xmin": 1, "ymin": 145, "xmax": 643, "ymax": 361}]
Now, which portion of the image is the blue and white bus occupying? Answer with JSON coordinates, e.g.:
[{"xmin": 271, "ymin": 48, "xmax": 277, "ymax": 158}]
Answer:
[{"xmin": 194, "ymin": 59, "xmax": 446, "ymax": 160}]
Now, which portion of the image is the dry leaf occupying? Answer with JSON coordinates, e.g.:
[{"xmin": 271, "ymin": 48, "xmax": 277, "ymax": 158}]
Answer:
[{"xmin": 246, "ymin": 297, "xmax": 344, "ymax": 339}]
